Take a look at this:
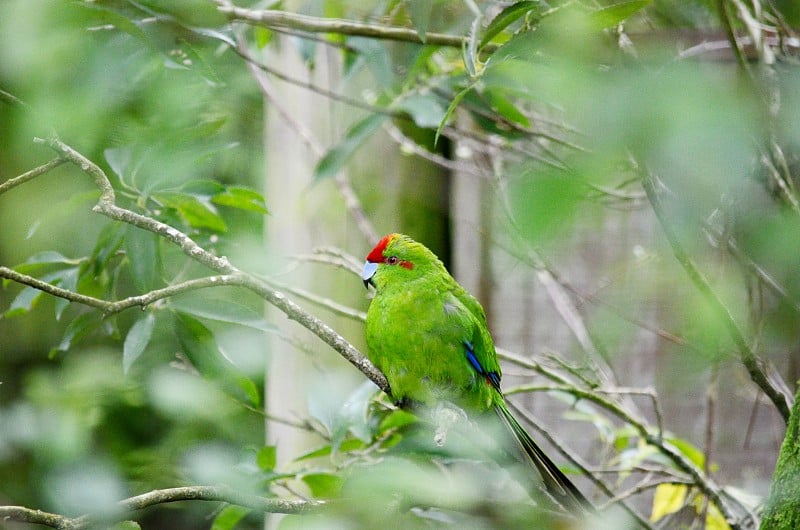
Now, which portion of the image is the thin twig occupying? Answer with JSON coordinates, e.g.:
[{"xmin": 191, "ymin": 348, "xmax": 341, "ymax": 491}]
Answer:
[
  {"xmin": 642, "ymin": 172, "xmax": 791, "ymax": 422},
  {"xmin": 234, "ymin": 32, "xmax": 378, "ymax": 243},
  {"xmin": 0, "ymin": 157, "xmax": 66, "ymax": 195}
]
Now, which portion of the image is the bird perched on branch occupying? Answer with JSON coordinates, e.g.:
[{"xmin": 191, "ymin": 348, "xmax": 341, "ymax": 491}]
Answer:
[{"xmin": 361, "ymin": 233, "xmax": 591, "ymax": 513}]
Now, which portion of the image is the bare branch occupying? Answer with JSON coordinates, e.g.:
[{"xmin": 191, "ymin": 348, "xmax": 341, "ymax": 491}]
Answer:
[
  {"xmin": 642, "ymin": 172, "xmax": 792, "ymax": 422},
  {"xmin": 214, "ymin": 0, "xmax": 480, "ymax": 50},
  {"xmin": 0, "ymin": 486, "xmax": 321, "ymax": 530},
  {"xmin": 0, "ymin": 157, "xmax": 66, "ymax": 195},
  {"xmin": 0, "ymin": 506, "xmax": 74, "ymax": 529}
]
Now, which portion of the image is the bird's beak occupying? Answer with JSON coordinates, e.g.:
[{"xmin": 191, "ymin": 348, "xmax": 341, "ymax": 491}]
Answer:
[{"xmin": 361, "ymin": 261, "xmax": 378, "ymax": 289}]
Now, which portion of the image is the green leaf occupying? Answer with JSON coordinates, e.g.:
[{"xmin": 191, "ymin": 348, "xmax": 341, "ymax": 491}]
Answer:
[
  {"xmin": 313, "ymin": 113, "xmax": 386, "ymax": 181},
  {"xmin": 479, "ymin": 1, "xmax": 540, "ymax": 49},
  {"xmin": 104, "ymin": 145, "xmax": 134, "ymax": 182},
  {"xmin": 301, "ymin": 472, "xmax": 343, "ymax": 498},
  {"xmin": 463, "ymin": 12, "xmax": 482, "ymax": 77},
  {"xmin": 483, "ymin": 87, "xmax": 531, "ymax": 127},
  {"xmin": 254, "ymin": 27, "xmax": 273, "ymax": 49},
  {"xmin": 53, "ymin": 267, "xmax": 79, "ymax": 320},
  {"xmin": 589, "ymin": 0, "xmax": 651, "ymax": 30},
  {"xmin": 406, "ymin": 0, "xmax": 433, "ymax": 43},
  {"xmin": 211, "ymin": 505, "xmax": 251, "ymax": 530},
  {"xmin": 396, "ymin": 94, "xmax": 447, "ymax": 129},
  {"xmin": 666, "ymin": 437, "xmax": 705, "ymax": 469},
  {"xmin": 91, "ymin": 223, "xmax": 126, "ymax": 275},
  {"xmin": 171, "ymin": 295, "xmax": 273, "ymax": 332},
  {"xmin": 174, "ymin": 312, "xmax": 260, "ymax": 406},
  {"xmin": 4, "ymin": 285, "xmax": 45, "ymax": 318},
  {"xmin": 50, "ymin": 312, "xmax": 101, "ymax": 357},
  {"xmin": 378, "ymin": 409, "xmax": 418, "ymax": 433},
  {"xmin": 123, "ymin": 312, "xmax": 156, "ymax": 374},
  {"xmin": 295, "ymin": 438, "xmax": 366, "ymax": 461},
  {"xmin": 434, "ymin": 84, "xmax": 473, "ymax": 146},
  {"xmin": 15, "ymin": 251, "xmax": 75, "ymax": 269},
  {"xmin": 330, "ymin": 381, "xmax": 377, "ymax": 451},
  {"xmin": 256, "ymin": 445, "xmax": 277, "ymax": 471},
  {"xmin": 7, "ymin": 252, "xmax": 80, "ymax": 289},
  {"xmin": 212, "ymin": 186, "xmax": 269, "ymax": 214},
  {"xmin": 510, "ymin": 166, "xmax": 586, "ymax": 243},
  {"xmin": 108, "ymin": 522, "xmax": 142, "ymax": 530},
  {"xmin": 124, "ymin": 226, "xmax": 161, "ymax": 292},
  {"xmin": 179, "ymin": 179, "xmax": 226, "ymax": 196},
  {"xmin": 157, "ymin": 193, "xmax": 228, "ymax": 232}
]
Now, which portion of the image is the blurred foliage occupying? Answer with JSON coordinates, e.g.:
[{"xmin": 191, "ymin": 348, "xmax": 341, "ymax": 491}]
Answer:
[{"xmin": 0, "ymin": 0, "xmax": 798, "ymax": 529}]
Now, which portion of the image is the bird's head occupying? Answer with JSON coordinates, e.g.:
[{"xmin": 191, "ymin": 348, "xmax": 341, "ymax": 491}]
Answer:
[{"xmin": 361, "ymin": 233, "xmax": 443, "ymax": 289}]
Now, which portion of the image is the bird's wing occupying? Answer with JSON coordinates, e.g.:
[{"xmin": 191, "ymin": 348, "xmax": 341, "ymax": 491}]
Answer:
[{"xmin": 443, "ymin": 288, "xmax": 502, "ymax": 386}]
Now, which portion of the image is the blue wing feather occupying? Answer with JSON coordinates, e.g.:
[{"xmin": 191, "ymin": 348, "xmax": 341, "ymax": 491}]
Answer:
[{"xmin": 464, "ymin": 341, "xmax": 501, "ymax": 391}]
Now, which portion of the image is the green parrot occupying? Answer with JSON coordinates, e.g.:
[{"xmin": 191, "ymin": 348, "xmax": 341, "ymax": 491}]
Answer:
[{"xmin": 361, "ymin": 233, "xmax": 590, "ymax": 512}]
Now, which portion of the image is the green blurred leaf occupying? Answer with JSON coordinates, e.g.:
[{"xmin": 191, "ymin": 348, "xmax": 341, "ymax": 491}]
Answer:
[
  {"xmin": 174, "ymin": 312, "xmax": 260, "ymax": 406},
  {"xmin": 212, "ymin": 186, "xmax": 269, "ymax": 214},
  {"xmin": 4, "ymin": 251, "xmax": 78, "ymax": 288},
  {"xmin": 109, "ymin": 522, "xmax": 142, "ymax": 530},
  {"xmin": 406, "ymin": 0, "xmax": 433, "ymax": 42},
  {"xmin": 378, "ymin": 409, "xmax": 418, "ymax": 432},
  {"xmin": 510, "ymin": 166, "xmax": 586, "ymax": 243},
  {"xmin": 104, "ymin": 145, "xmax": 135, "ymax": 183},
  {"xmin": 589, "ymin": 0, "xmax": 651, "ymax": 30},
  {"xmin": 123, "ymin": 312, "xmax": 156, "ymax": 374},
  {"xmin": 483, "ymin": 87, "xmax": 531, "ymax": 127},
  {"xmin": 124, "ymin": 226, "xmax": 161, "ymax": 292},
  {"xmin": 295, "ymin": 438, "xmax": 366, "ymax": 462},
  {"xmin": 314, "ymin": 113, "xmax": 386, "ymax": 181},
  {"xmin": 3, "ymin": 268, "xmax": 76, "ymax": 319},
  {"xmin": 157, "ymin": 193, "xmax": 228, "ymax": 232},
  {"xmin": 211, "ymin": 504, "xmax": 251, "ymax": 530},
  {"xmin": 464, "ymin": 13, "xmax": 481, "ymax": 77},
  {"xmin": 171, "ymin": 295, "xmax": 273, "ymax": 332},
  {"xmin": 50, "ymin": 312, "xmax": 102, "ymax": 357},
  {"xmin": 91, "ymin": 223, "xmax": 126, "ymax": 275},
  {"xmin": 254, "ymin": 27, "xmax": 273, "ymax": 49},
  {"xmin": 396, "ymin": 94, "xmax": 447, "ymax": 129},
  {"xmin": 666, "ymin": 437, "xmax": 705, "ymax": 469},
  {"xmin": 435, "ymin": 84, "xmax": 473, "ymax": 146},
  {"xmin": 53, "ymin": 267, "xmax": 79, "ymax": 320},
  {"xmin": 480, "ymin": 1, "xmax": 541, "ymax": 49},
  {"xmin": 14, "ymin": 251, "xmax": 77, "ymax": 269},
  {"xmin": 4, "ymin": 285, "xmax": 45, "ymax": 318},
  {"xmin": 256, "ymin": 445, "xmax": 277, "ymax": 471},
  {"xmin": 179, "ymin": 179, "xmax": 226, "ymax": 196},
  {"xmin": 301, "ymin": 472, "xmax": 343, "ymax": 498},
  {"xmin": 328, "ymin": 381, "xmax": 377, "ymax": 452}
]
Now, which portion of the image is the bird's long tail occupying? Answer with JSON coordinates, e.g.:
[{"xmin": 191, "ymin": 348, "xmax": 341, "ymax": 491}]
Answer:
[{"xmin": 494, "ymin": 402, "xmax": 592, "ymax": 513}]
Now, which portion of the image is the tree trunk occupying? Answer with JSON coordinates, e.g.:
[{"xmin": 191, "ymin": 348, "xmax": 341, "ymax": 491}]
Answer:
[{"xmin": 760, "ymin": 386, "xmax": 800, "ymax": 529}]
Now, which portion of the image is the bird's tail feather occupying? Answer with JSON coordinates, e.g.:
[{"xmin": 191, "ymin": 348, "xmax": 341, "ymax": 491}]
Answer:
[{"xmin": 494, "ymin": 402, "xmax": 592, "ymax": 512}]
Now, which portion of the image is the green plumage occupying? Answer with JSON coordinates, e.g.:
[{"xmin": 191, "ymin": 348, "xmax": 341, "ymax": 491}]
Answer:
[{"xmin": 362, "ymin": 233, "xmax": 591, "ymax": 512}]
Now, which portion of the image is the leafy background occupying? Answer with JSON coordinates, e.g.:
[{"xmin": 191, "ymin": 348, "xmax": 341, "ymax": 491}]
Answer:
[{"xmin": 1, "ymin": 1, "xmax": 799, "ymax": 529}]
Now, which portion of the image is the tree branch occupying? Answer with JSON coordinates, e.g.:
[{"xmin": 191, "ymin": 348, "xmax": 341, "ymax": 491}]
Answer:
[
  {"xmin": 214, "ymin": 0, "xmax": 481, "ymax": 50},
  {"xmin": 641, "ymin": 172, "xmax": 792, "ymax": 422},
  {"xmin": 13, "ymin": 136, "xmax": 391, "ymax": 395},
  {"xmin": 0, "ymin": 486, "xmax": 321, "ymax": 530},
  {"xmin": 0, "ymin": 157, "xmax": 66, "ymax": 195}
]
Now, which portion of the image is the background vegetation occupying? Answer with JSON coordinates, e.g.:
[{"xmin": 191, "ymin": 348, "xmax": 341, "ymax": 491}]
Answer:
[{"xmin": 0, "ymin": 1, "xmax": 798, "ymax": 529}]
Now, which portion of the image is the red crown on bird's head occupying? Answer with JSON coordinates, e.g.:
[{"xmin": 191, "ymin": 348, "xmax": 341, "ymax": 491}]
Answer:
[{"xmin": 366, "ymin": 233, "xmax": 397, "ymax": 263}]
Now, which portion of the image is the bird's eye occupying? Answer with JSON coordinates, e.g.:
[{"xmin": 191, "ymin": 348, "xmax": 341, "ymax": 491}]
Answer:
[{"xmin": 387, "ymin": 256, "xmax": 398, "ymax": 265}]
